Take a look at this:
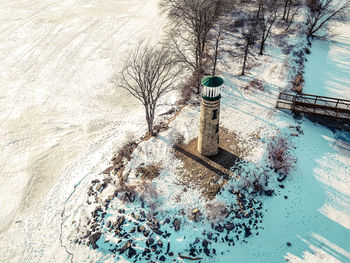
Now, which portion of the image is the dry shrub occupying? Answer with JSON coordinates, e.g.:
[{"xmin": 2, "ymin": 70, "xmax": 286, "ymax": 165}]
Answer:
[
  {"xmin": 251, "ymin": 173, "xmax": 265, "ymax": 195},
  {"xmin": 112, "ymin": 140, "xmax": 138, "ymax": 166},
  {"xmin": 293, "ymin": 50, "xmax": 304, "ymax": 58},
  {"xmin": 178, "ymin": 76, "xmax": 196, "ymax": 105},
  {"xmin": 116, "ymin": 180, "xmax": 159, "ymax": 208},
  {"xmin": 136, "ymin": 162, "xmax": 162, "ymax": 181},
  {"xmin": 180, "ymin": 84, "xmax": 192, "ymax": 105},
  {"xmin": 239, "ymin": 170, "xmax": 265, "ymax": 194},
  {"xmin": 172, "ymin": 131, "xmax": 185, "ymax": 146},
  {"xmin": 294, "ymin": 57, "xmax": 304, "ymax": 68},
  {"xmin": 174, "ymin": 193, "xmax": 181, "ymax": 203},
  {"xmin": 283, "ymin": 44, "xmax": 295, "ymax": 55},
  {"xmin": 267, "ymin": 136, "xmax": 295, "ymax": 176},
  {"xmin": 205, "ymin": 202, "xmax": 228, "ymax": 223},
  {"xmin": 292, "ymin": 73, "xmax": 304, "ymax": 94},
  {"xmin": 137, "ymin": 181, "xmax": 159, "ymax": 210},
  {"xmin": 117, "ymin": 183, "xmax": 138, "ymax": 203},
  {"xmin": 233, "ymin": 18, "xmax": 244, "ymax": 28},
  {"xmin": 293, "ymin": 85, "xmax": 303, "ymax": 94},
  {"xmin": 153, "ymin": 122, "xmax": 168, "ymax": 135},
  {"xmin": 241, "ymin": 176, "xmax": 253, "ymax": 191},
  {"xmin": 243, "ymin": 79, "xmax": 264, "ymax": 92},
  {"xmin": 293, "ymin": 50, "xmax": 305, "ymax": 70}
]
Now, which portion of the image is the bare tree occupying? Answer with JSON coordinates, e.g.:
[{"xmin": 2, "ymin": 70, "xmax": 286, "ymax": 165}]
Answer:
[
  {"xmin": 284, "ymin": 0, "xmax": 302, "ymax": 31},
  {"xmin": 205, "ymin": 16, "xmax": 237, "ymax": 76},
  {"xmin": 161, "ymin": 0, "xmax": 232, "ymax": 93},
  {"xmin": 285, "ymin": 0, "xmax": 293, "ymax": 21},
  {"xmin": 256, "ymin": 0, "xmax": 280, "ymax": 55},
  {"xmin": 305, "ymin": 0, "xmax": 350, "ymax": 45},
  {"xmin": 282, "ymin": 0, "xmax": 299, "ymax": 21},
  {"xmin": 234, "ymin": 14, "xmax": 260, "ymax": 75},
  {"xmin": 240, "ymin": 29, "xmax": 259, "ymax": 75},
  {"xmin": 112, "ymin": 42, "xmax": 182, "ymax": 135},
  {"xmin": 282, "ymin": 0, "xmax": 290, "ymax": 20},
  {"xmin": 207, "ymin": 25, "xmax": 223, "ymax": 76}
]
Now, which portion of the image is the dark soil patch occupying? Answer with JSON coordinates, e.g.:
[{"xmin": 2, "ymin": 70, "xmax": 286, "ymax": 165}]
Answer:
[
  {"xmin": 174, "ymin": 127, "xmax": 249, "ymax": 199},
  {"xmin": 136, "ymin": 162, "xmax": 162, "ymax": 181}
]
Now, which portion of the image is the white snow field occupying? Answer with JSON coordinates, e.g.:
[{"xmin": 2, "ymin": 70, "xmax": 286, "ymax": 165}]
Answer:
[{"xmin": 0, "ymin": 0, "xmax": 167, "ymax": 262}]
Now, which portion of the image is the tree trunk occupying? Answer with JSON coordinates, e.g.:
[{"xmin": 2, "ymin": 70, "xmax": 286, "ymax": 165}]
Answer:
[
  {"xmin": 212, "ymin": 30, "xmax": 220, "ymax": 76},
  {"xmin": 256, "ymin": 3, "xmax": 262, "ymax": 19},
  {"xmin": 307, "ymin": 35, "xmax": 312, "ymax": 46},
  {"xmin": 306, "ymin": 27, "xmax": 313, "ymax": 45},
  {"xmin": 145, "ymin": 105, "xmax": 154, "ymax": 136},
  {"xmin": 285, "ymin": 5, "xmax": 299, "ymax": 31},
  {"xmin": 259, "ymin": 31, "xmax": 265, "ymax": 55},
  {"xmin": 147, "ymin": 122, "xmax": 153, "ymax": 135},
  {"xmin": 195, "ymin": 69, "xmax": 202, "ymax": 94},
  {"xmin": 285, "ymin": 20, "xmax": 292, "ymax": 31},
  {"xmin": 241, "ymin": 42, "xmax": 249, "ymax": 75},
  {"xmin": 195, "ymin": 33, "xmax": 200, "ymax": 94},
  {"xmin": 196, "ymin": 81, "xmax": 200, "ymax": 94},
  {"xmin": 286, "ymin": 0, "xmax": 292, "ymax": 22},
  {"xmin": 149, "ymin": 114, "xmax": 154, "ymax": 136},
  {"xmin": 282, "ymin": 0, "xmax": 288, "ymax": 20}
]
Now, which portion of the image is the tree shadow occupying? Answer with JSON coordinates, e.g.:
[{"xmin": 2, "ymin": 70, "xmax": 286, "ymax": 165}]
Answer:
[
  {"xmin": 305, "ymin": 232, "xmax": 350, "ymax": 262},
  {"xmin": 303, "ymin": 114, "xmax": 350, "ymax": 131}
]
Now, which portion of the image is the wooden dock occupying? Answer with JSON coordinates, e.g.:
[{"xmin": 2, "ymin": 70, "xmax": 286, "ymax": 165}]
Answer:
[{"xmin": 276, "ymin": 92, "xmax": 350, "ymax": 121}]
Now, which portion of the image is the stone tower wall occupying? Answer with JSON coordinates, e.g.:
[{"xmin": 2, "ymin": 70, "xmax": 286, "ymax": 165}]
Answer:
[{"xmin": 197, "ymin": 97, "xmax": 220, "ymax": 156}]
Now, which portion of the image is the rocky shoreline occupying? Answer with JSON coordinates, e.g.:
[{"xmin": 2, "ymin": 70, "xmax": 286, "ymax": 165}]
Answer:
[{"xmin": 71, "ymin": 168, "xmax": 270, "ymax": 262}]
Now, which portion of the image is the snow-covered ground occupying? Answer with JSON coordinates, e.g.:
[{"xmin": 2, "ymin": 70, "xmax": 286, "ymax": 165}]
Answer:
[
  {"xmin": 0, "ymin": 1, "xmax": 349, "ymax": 263},
  {"xmin": 0, "ymin": 0, "xmax": 167, "ymax": 262},
  {"xmin": 60, "ymin": 21, "xmax": 350, "ymax": 263}
]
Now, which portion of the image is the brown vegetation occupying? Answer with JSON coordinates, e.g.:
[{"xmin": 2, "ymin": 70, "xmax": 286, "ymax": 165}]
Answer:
[
  {"xmin": 243, "ymin": 78, "xmax": 265, "ymax": 92},
  {"xmin": 116, "ymin": 183, "xmax": 138, "ymax": 203},
  {"xmin": 240, "ymin": 168, "xmax": 270, "ymax": 195},
  {"xmin": 171, "ymin": 131, "xmax": 185, "ymax": 146},
  {"xmin": 112, "ymin": 141, "xmax": 138, "ymax": 166},
  {"xmin": 136, "ymin": 163, "xmax": 162, "ymax": 181},
  {"xmin": 292, "ymin": 73, "xmax": 304, "ymax": 94},
  {"xmin": 267, "ymin": 135, "xmax": 295, "ymax": 176},
  {"xmin": 137, "ymin": 181, "xmax": 159, "ymax": 211}
]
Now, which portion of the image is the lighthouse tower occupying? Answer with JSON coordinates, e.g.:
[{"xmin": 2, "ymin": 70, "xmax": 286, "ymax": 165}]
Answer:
[{"xmin": 197, "ymin": 76, "xmax": 223, "ymax": 156}]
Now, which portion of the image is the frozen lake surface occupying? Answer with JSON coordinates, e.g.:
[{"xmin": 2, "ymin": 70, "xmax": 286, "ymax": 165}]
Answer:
[
  {"xmin": 292, "ymin": 22, "xmax": 350, "ymax": 262},
  {"xmin": 304, "ymin": 23, "xmax": 350, "ymax": 100},
  {"xmin": 0, "ymin": 0, "xmax": 165, "ymax": 261}
]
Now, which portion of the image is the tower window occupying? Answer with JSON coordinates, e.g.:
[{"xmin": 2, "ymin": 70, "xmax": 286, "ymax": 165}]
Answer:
[
  {"xmin": 212, "ymin": 109, "xmax": 218, "ymax": 120},
  {"xmin": 216, "ymin": 124, "xmax": 219, "ymax": 133}
]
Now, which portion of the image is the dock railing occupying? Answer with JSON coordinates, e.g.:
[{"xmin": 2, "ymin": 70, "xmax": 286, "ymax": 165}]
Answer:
[{"xmin": 276, "ymin": 92, "xmax": 350, "ymax": 120}]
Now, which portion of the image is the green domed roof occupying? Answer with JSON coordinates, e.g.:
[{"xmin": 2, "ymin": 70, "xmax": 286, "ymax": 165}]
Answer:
[{"xmin": 201, "ymin": 76, "xmax": 224, "ymax": 87}]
